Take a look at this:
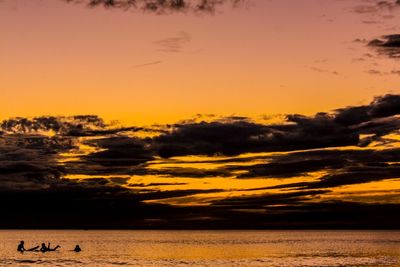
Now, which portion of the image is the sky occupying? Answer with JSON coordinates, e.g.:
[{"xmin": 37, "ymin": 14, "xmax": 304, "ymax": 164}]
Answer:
[
  {"xmin": 1, "ymin": 0, "xmax": 400, "ymax": 124},
  {"xmin": 1, "ymin": 0, "xmax": 400, "ymax": 228}
]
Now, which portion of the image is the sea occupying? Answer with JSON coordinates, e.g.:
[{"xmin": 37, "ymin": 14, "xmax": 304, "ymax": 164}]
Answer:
[{"xmin": 0, "ymin": 230, "xmax": 399, "ymax": 266}]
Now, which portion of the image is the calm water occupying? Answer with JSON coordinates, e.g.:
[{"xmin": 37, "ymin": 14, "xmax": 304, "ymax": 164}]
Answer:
[{"xmin": 0, "ymin": 230, "xmax": 399, "ymax": 266}]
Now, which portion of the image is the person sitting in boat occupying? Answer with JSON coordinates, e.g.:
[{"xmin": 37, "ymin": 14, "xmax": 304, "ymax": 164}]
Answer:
[
  {"xmin": 40, "ymin": 242, "xmax": 61, "ymax": 252},
  {"xmin": 73, "ymin": 245, "xmax": 81, "ymax": 252}
]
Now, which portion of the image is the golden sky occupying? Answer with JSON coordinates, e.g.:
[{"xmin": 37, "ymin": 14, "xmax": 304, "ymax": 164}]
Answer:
[{"xmin": 1, "ymin": 0, "xmax": 399, "ymax": 125}]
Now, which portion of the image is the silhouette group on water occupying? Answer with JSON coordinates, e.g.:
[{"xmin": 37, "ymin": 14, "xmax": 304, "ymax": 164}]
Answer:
[{"xmin": 17, "ymin": 241, "xmax": 81, "ymax": 253}]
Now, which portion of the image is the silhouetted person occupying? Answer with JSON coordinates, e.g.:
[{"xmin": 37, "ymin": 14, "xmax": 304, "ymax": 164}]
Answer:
[
  {"xmin": 40, "ymin": 243, "xmax": 47, "ymax": 252},
  {"xmin": 73, "ymin": 245, "xmax": 81, "ymax": 252},
  {"xmin": 17, "ymin": 241, "xmax": 25, "ymax": 253}
]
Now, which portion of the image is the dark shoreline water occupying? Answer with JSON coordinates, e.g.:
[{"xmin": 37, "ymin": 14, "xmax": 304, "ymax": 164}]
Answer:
[{"xmin": 1, "ymin": 230, "xmax": 400, "ymax": 266}]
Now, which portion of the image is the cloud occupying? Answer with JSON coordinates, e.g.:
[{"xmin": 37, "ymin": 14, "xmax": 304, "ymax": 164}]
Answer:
[
  {"xmin": 133, "ymin": 60, "xmax": 163, "ymax": 68},
  {"xmin": 3, "ymin": 94, "xmax": 400, "ymax": 163},
  {"xmin": 211, "ymin": 190, "xmax": 331, "ymax": 208},
  {"xmin": 3, "ymin": 95, "xmax": 400, "ymax": 180},
  {"xmin": 368, "ymin": 34, "xmax": 400, "ymax": 58},
  {"xmin": 154, "ymin": 32, "xmax": 191, "ymax": 53},
  {"xmin": 267, "ymin": 165, "xmax": 400, "ymax": 191},
  {"xmin": 334, "ymin": 94, "xmax": 400, "ymax": 123},
  {"xmin": 0, "ymin": 133, "xmax": 71, "ymax": 191},
  {"xmin": 153, "ymin": 95, "xmax": 400, "ymax": 158},
  {"xmin": 352, "ymin": 0, "xmax": 400, "ymax": 15},
  {"xmin": 309, "ymin": 67, "xmax": 339, "ymax": 75},
  {"xmin": 0, "ymin": 115, "xmax": 111, "ymax": 136},
  {"xmin": 238, "ymin": 148, "xmax": 400, "ymax": 187},
  {"xmin": 63, "ymin": 0, "xmax": 246, "ymax": 14},
  {"xmin": 128, "ymin": 182, "xmax": 188, "ymax": 187},
  {"xmin": 82, "ymin": 136, "xmax": 154, "ymax": 166},
  {"xmin": 153, "ymin": 120, "xmax": 271, "ymax": 157},
  {"xmin": 233, "ymin": 157, "xmax": 344, "ymax": 179}
]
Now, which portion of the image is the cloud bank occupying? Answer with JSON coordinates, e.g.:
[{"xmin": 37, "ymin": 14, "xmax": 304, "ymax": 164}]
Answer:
[{"xmin": 1, "ymin": 94, "xmax": 400, "ymax": 228}]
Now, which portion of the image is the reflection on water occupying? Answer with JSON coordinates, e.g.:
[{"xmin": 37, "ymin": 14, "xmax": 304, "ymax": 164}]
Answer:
[{"xmin": 1, "ymin": 230, "xmax": 399, "ymax": 266}]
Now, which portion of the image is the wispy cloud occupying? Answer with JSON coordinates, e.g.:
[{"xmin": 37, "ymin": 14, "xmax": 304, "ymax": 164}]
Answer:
[
  {"xmin": 351, "ymin": 0, "xmax": 400, "ymax": 15},
  {"xmin": 133, "ymin": 60, "xmax": 163, "ymax": 68},
  {"xmin": 63, "ymin": 0, "xmax": 246, "ymax": 14},
  {"xmin": 154, "ymin": 32, "xmax": 191, "ymax": 53}
]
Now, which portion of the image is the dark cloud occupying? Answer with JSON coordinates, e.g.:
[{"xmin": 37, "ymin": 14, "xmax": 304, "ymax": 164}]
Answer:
[
  {"xmin": 234, "ymin": 158, "xmax": 345, "ymax": 179},
  {"xmin": 240, "ymin": 148, "xmax": 400, "ymax": 189},
  {"xmin": 0, "ymin": 116, "xmax": 153, "ymax": 195},
  {"xmin": 368, "ymin": 34, "xmax": 400, "ymax": 58},
  {"xmin": 147, "ymin": 166, "xmax": 233, "ymax": 178},
  {"xmin": 266, "ymin": 166, "xmax": 400, "ymax": 191},
  {"xmin": 212, "ymin": 145, "xmax": 400, "ymax": 190},
  {"xmin": 334, "ymin": 94, "xmax": 400, "ymax": 124},
  {"xmin": 128, "ymin": 182, "xmax": 188, "ymax": 187},
  {"xmin": 211, "ymin": 190, "xmax": 330, "ymax": 208},
  {"xmin": 153, "ymin": 95, "xmax": 400, "ymax": 158},
  {"xmin": 82, "ymin": 136, "xmax": 154, "ymax": 166},
  {"xmin": 2, "ymin": 94, "xmax": 400, "ymax": 180},
  {"xmin": 1, "ymin": 115, "xmax": 105, "ymax": 135},
  {"xmin": 153, "ymin": 120, "xmax": 271, "ymax": 158},
  {"xmin": 63, "ymin": 0, "xmax": 246, "ymax": 14},
  {"xmin": 0, "ymin": 133, "xmax": 72, "ymax": 191}
]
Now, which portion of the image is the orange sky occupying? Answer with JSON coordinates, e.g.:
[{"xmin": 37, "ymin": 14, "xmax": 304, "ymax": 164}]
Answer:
[{"xmin": 1, "ymin": 0, "xmax": 400, "ymax": 125}]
